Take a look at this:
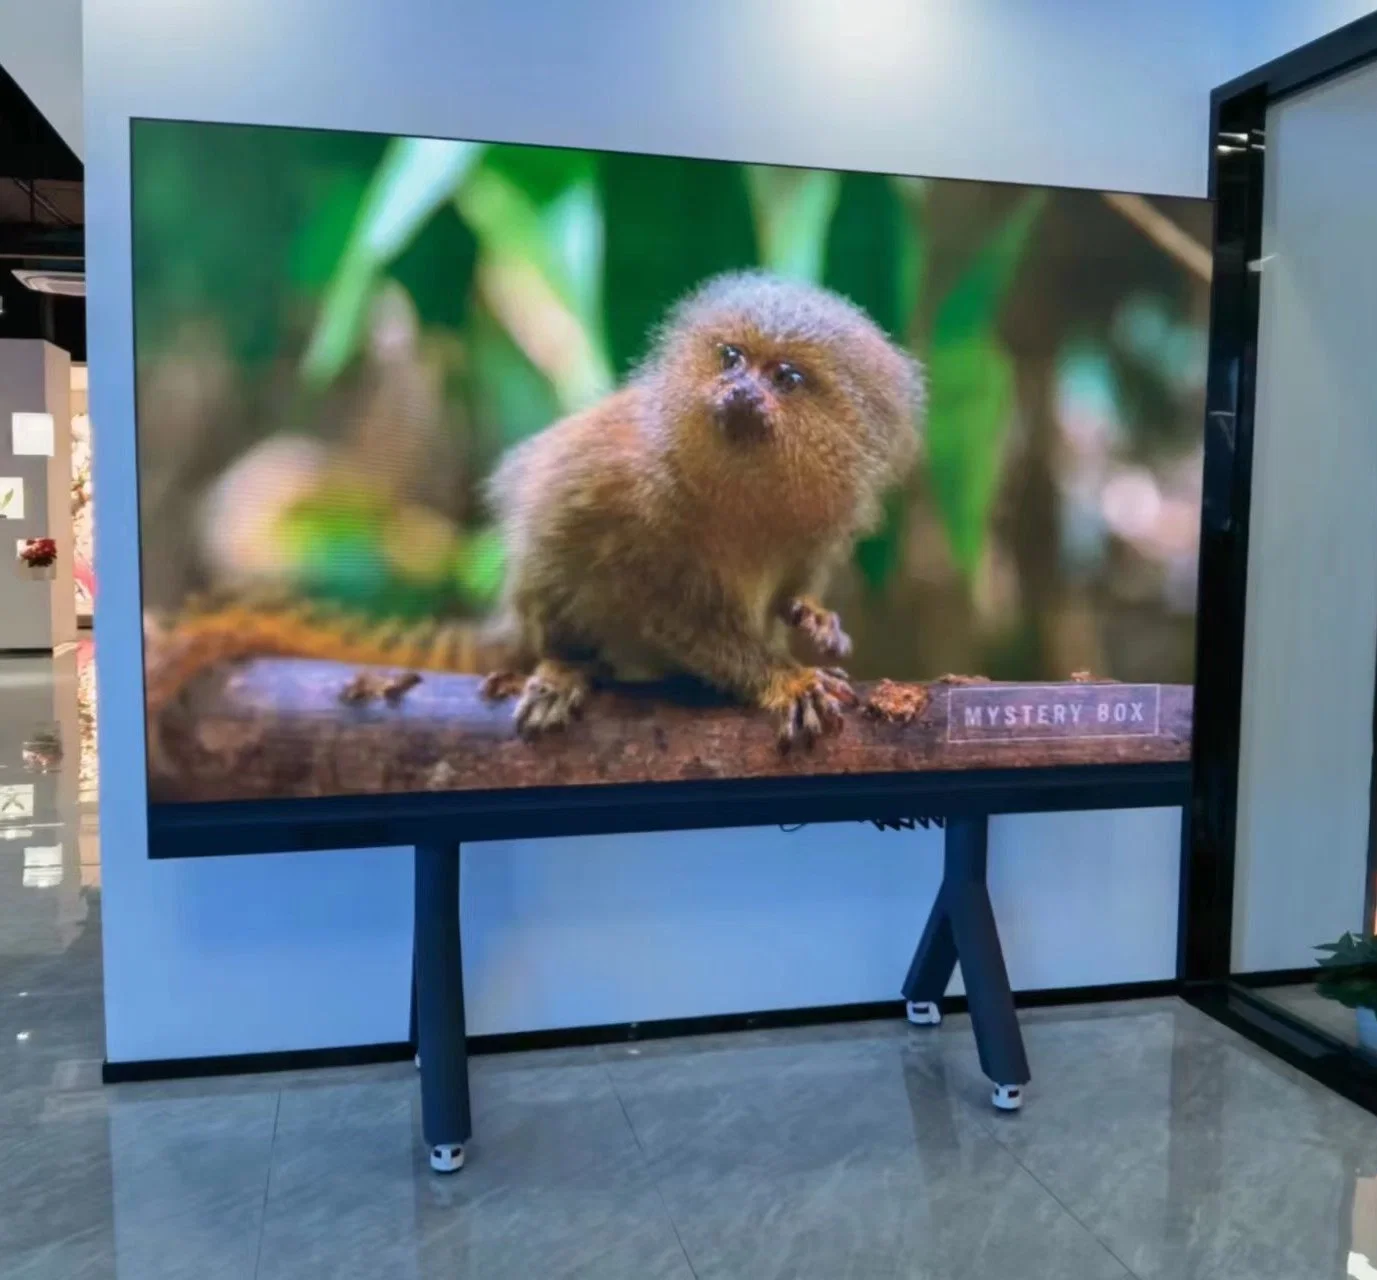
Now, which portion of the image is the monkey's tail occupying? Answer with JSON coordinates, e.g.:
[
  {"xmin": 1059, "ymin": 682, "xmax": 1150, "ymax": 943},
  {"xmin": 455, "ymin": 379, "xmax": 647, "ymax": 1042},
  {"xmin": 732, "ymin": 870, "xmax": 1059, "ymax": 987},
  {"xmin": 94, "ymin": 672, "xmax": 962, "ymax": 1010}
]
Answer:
[{"xmin": 144, "ymin": 595, "xmax": 514, "ymax": 720}]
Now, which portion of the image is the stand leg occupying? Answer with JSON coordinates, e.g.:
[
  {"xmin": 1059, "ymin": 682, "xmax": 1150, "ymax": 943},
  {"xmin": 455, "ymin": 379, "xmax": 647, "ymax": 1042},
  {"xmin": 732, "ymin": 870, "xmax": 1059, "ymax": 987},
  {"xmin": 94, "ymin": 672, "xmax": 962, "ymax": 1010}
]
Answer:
[
  {"xmin": 409, "ymin": 950, "xmax": 419, "ymax": 1068},
  {"xmin": 414, "ymin": 841, "xmax": 471, "ymax": 1173},
  {"xmin": 943, "ymin": 816, "xmax": 1030, "ymax": 1108},
  {"xmin": 900, "ymin": 816, "xmax": 1030, "ymax": 1110},
  {"xmin": 901, "ymin": 885, "xmax": 958, "ymax": 1026}
]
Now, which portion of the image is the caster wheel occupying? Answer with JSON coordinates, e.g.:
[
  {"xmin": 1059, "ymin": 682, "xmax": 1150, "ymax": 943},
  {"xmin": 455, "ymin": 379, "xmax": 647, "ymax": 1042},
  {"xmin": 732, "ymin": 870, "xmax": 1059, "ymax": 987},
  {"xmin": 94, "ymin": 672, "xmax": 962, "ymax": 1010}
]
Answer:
[
  {"xmin": 414, "ymin": 1053, "xmax": 421, "ymax": 1071},
  {"xmin": 991, "ymin": 1084, "xmax": 1024, "ymax": 1112},
  {"xmin": 906, "ymin": 1000, "xmax": 942, "ymax": 1027},
  {"xmin": 429, "ymin": 1143, "xmax": 465, "ymax": 1174}
]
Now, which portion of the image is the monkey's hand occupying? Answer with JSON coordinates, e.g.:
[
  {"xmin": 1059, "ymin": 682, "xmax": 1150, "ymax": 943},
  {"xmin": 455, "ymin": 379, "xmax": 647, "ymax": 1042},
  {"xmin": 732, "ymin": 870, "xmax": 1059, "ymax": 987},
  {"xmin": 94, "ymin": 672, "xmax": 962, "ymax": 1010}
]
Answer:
[
  {"xmin": 512, "ymin": 660, "xmax": 589, "ymax": 738},
  {"xmin": 480, "ymin": 669, "xmax": 528, "ymax": 701},
  {"xmin": 760, "ymin": 666, "xmax": 857, "ymax": 752},
  {"xmin": 783, "ymin": 597, "xmax": 852, "ymax": 662}
]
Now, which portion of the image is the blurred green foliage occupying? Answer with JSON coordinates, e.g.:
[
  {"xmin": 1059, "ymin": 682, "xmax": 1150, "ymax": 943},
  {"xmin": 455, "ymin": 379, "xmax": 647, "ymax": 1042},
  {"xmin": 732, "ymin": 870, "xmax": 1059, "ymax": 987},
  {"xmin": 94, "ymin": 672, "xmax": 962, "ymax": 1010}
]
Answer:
[
  {"xmin": 132, "ymin": 122, "xmax": 1204, "ymax": 678},
  {"xmin": 925, "ymin": 192, "xmax": 1047, "ymax": 578},
  {"xmin": 599, "ymin": 152, "xmax": 758, "ymax": 377},
  {"xmin": 133, "ymin": 124, "xmax": 388, "ymax": 369}
]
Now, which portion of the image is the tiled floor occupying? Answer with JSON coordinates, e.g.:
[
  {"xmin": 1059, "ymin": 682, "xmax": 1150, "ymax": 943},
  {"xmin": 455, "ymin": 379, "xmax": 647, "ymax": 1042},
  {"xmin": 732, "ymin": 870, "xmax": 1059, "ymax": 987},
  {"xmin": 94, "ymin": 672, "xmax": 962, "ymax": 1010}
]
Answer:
[{"xmin": 6, "ymin": 650, "xmax": 1377, "ymax": 1278}]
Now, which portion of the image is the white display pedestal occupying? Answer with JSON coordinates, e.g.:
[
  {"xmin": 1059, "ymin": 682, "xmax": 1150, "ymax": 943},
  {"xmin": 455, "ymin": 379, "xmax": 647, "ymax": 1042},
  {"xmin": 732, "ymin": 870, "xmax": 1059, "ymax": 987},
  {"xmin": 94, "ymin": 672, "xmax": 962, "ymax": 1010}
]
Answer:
[{"xmin": 0, "ymin": 341, "xmax": 76, "ymax": 652}]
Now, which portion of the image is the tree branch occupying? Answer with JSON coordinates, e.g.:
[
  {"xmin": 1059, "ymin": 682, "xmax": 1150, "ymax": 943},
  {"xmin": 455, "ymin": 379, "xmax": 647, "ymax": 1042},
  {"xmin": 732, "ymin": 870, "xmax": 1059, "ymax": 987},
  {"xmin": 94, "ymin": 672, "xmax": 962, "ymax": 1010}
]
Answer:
[
  {"xmin": 148, "ymin": 658, "xmax": 1192, "ymax": 803},
  {"xmin": 1101, "ymin": 192, "xmax": 1212, "ymax": 282}
]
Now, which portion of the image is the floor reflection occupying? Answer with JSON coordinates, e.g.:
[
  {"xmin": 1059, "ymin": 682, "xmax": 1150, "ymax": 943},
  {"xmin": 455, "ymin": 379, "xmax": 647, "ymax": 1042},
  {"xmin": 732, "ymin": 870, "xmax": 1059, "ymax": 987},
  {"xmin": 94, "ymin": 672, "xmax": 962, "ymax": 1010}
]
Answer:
[{"xmin": 0, "ymin": 642, "xmax": 101, "ymax": 990}]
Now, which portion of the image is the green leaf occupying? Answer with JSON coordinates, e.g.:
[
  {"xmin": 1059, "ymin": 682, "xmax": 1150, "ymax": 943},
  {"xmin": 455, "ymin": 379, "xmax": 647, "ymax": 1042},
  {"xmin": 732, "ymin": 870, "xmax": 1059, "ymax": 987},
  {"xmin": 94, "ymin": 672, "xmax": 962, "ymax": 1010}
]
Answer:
[
  {"xmin": 925, "ymin": 337, "xmax": 1016, "ymax": 579},
  {"xmin": 481, "ymin": 144, "xmax": 595, "ymax": 209},
  {"xmin": 467, "ymin": 305, "xmax": 563, "ymax": 454},
  {"xmin": 923, "ymin": 191, "xmax": 1046, "ymax": 580},
  {"xmin": 746, "ymin": 166, "xmax": 840, "ymax": 284},
  {"xmin": 456, "ymin": 162, "xmax": 613, "ymax": 409},
  {"xmin": 1316, "ymin": 931, "xmax": 1377, "ymax": 968},
  {"xmin": 458, "ymin": 164, "xmax": 581, "ymax": 313},
  {"xmin": 289, "ymin": 171, "xmax": 374, "ymax": 291},
  {"xmin": 475, "ymin": 144, "xmax": 603, "ymax": 328},
  {"xmin": 932, "ymin": 190, "xmax": 1047, "ymax": 347},
  {"xmin": 540, "ymin": 181, "xmax": 605, "ymax": 342},
  {"xmin": 830, "ymin": 176, "xmax": 926, "ymax": 592},
  {"xmin": 301, "ymin": 137, "xmax": 484, "ymax": 388},
  {"xmin": 598, "ymin": 152, "xmax": 758, "ymax": 376},
  {"xmin": 390, "ymin": 202, "xmax": 479, "ymax": 332},
  {"xmin": 824, "ymin": 171, "xmax": 922, "ymax": 340}
]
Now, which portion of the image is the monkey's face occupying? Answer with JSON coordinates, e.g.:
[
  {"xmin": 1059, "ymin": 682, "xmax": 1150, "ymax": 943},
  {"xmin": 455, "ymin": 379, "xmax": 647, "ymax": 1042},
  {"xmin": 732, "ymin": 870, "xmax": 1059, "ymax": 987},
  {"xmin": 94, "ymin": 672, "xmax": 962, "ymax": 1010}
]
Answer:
[
  {"xmin": 708, "ymin": 340, "xmax": 808, "ymax": 446},
  {"xmin": 643, "ymin": 273, "xmax": 924, "ymax": 531}
]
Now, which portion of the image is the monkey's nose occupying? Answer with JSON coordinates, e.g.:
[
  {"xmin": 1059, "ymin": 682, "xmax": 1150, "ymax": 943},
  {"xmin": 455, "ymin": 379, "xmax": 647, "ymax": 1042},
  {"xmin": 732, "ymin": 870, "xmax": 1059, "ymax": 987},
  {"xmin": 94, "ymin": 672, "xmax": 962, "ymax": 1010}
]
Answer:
[{"xmin": 715, "ymin": 384, "xmax": 769, "ymax": 443}]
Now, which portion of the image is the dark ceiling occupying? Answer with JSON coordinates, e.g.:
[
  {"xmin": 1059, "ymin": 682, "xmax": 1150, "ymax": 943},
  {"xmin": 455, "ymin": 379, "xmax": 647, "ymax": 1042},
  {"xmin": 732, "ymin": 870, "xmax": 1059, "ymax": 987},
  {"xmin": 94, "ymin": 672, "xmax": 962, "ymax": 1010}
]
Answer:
[{"xmin": 0, "ymin": 62, "xmax": 84, "ymax": 359}]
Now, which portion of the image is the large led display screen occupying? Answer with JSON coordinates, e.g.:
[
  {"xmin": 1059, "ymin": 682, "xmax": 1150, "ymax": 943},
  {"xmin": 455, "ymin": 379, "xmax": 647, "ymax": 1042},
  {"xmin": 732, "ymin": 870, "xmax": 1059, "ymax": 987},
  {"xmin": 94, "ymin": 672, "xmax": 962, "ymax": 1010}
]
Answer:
[{"xmin": 133, "ymin": 120, "xmax": 1204, "ymax": 805}]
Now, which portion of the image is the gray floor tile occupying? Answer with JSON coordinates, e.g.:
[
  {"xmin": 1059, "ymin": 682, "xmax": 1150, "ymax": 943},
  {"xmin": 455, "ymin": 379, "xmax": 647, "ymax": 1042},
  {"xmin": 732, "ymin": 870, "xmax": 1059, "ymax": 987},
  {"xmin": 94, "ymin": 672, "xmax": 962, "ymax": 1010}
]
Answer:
[
  {"xmin": 0, "ymin": 926, "xmax": 105, "ymax": 1000},
  {"xmin": 0, "ymin": 988, "xmax": 106, "ymax": 1099},
  {"xmin": 0, "ymin": 1092, "xmax": 118, "ymax": 1270},
  {"xmin": 256, "ymin": 1057, "xmax": 695, "ymax": 1280},
  {"xmin": 3, "ymin": 1227, "xmax": 120, "ymax": 1280},
  {"xmin": 0, "ymin": 1089, "xmax": 276, "ymax": 1280},
  {"xmin": 606, "ymin": 1023, "xmax": 1130, "ymax": 1279},
  {"xmin": 930, "ymin": 1002, "xmax": 1377, "ymax": 1280}
]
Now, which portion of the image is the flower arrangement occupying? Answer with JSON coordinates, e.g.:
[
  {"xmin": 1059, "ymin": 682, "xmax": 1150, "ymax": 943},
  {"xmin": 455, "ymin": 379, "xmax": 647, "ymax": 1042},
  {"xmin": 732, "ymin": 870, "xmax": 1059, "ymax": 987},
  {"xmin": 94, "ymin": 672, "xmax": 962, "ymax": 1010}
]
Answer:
[{"xmin": 18, "ymin": 537, "xmax": 57, "ymax": 568}]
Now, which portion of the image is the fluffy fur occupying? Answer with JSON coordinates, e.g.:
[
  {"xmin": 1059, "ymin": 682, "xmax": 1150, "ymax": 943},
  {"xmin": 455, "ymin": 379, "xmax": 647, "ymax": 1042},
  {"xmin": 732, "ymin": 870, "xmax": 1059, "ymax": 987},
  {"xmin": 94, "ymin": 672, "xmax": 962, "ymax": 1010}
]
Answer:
[{"xmin": 486, "ymin": 271, "xmax": 923, "ymax": 746}]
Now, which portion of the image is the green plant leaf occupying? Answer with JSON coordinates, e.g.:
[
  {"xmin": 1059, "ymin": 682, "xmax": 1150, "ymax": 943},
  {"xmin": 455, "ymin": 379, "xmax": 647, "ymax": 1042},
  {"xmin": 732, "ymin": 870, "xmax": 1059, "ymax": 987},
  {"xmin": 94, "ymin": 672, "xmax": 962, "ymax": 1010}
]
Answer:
[
  {"xmin": 824, "ymin": 173, "xmax": 926, "ymax": 592},
  {"xmin": 301, "ymin": 137, "xmax": 483, "ymax": 387},
  {"xmin": 923, "ymin": 191, "xmax": 1046, "ymax": 579},
  {"xmin": 467, "ymin": 305, "xmax": 563, "ymax": 455},
  {"xmin": 824, "ymin": 171, "xmax": 916, "ymax": 339},
  {"xmin": 925, "ymin": 337, "xmax": 1016, "ymax": 579},
  {"xmin": 932, "ymin": 190, "xmax": 1047, "ymax": 347},
  {"xmin": 473, "ymin": 145, "xmax": 603, "ymax": 331},
  {"xmin": 541, "ymin": 181, "xmax": 606, "ymax": 344},
  {"xmin": 134, "ymin": 120, "xmax": 387, "ymax": 368},
  {"xmin": 599, "ymin": 152, "xmax": 757, "ymax": 376},
  {"xmin": 746, "ymin": 166, "xmax": 840, "ymax": 284},
  {"xmin": 390, "ymin": 202, "xmax": 479, "ymax": 333},
  {"xmin": 458, "ymin": 164, "xmax": 581, "ymax": 314},
  {"xmin": 1315, "ymin": 931, "xmax": 1377, "ymax": 967},
  {"xmin": 456, "ymin": 163, "xmax": 613, "ymax": 410},
  {"xmin": 481, "ymin": 145, "xmax": 595, "ymax": 209}
]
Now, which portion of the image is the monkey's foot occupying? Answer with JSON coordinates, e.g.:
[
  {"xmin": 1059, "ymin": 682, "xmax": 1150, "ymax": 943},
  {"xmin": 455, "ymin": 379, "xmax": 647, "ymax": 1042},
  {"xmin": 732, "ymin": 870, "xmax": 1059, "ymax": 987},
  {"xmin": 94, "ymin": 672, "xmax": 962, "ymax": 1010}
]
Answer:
[
  {"xmin": 762, "ymin": 667, "xmax": 857, "ymax": 752},
  {"xmin": 514, "ymin": 661, "xmax": 589, "ymax": 738},
  {"xmin": 784, "ymin": 597, "xmax": 852, "ymax": 661},
  {"xmin": 481, "ymin": 670, "xmax": 527, "ymax": 701}
]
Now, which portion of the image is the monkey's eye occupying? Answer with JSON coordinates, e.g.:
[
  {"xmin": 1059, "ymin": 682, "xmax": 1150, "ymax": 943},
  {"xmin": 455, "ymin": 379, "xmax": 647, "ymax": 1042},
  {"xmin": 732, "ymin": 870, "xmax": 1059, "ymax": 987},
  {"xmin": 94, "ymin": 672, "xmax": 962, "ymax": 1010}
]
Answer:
[
  {"xmin": 772, "ymin": 362, "xmax": 806, "ymax": 393},
  {"xmin": 719, "ymin": 344, "xmax": 746, "ymax": 371}
]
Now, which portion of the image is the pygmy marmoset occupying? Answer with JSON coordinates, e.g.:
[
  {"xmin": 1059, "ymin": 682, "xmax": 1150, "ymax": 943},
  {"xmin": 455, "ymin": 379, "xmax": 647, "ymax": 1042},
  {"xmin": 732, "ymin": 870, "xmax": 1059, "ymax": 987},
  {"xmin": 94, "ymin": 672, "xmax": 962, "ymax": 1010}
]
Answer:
[{"xmin": 485, "ymin": 270, "xmax": 924, "ymax": 748}]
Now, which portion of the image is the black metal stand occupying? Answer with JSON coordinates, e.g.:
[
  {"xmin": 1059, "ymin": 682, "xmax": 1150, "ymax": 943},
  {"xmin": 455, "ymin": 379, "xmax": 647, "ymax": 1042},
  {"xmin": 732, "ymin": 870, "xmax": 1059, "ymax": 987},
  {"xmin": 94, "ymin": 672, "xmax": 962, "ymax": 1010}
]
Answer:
[
  {"xmin": 901, "ymin": 814, "xmax": 1030, "ymax": 1110},
  {"xmin": 414, "ymin": 841, "xmax": 472, "ymax": 1172}
]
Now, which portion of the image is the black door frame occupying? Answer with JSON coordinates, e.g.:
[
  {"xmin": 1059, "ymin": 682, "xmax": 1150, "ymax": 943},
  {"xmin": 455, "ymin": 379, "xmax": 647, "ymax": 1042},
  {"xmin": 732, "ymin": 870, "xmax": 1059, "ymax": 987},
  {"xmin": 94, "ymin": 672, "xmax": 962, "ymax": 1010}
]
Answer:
[{"xmin": 1182, "ymin": 10, "xmax": 1377, "ymax": 1113}]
